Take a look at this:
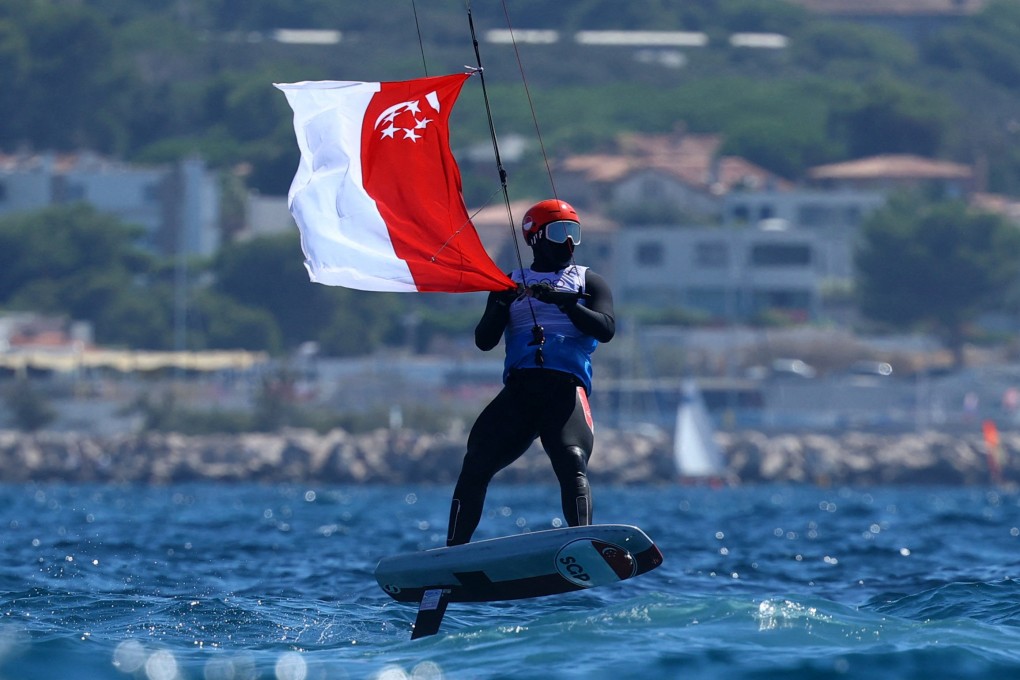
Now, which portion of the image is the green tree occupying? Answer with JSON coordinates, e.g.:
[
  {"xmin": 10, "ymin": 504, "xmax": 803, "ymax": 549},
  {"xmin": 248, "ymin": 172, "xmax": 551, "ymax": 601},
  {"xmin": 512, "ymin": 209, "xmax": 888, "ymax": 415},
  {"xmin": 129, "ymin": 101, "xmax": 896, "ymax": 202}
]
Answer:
[
  {"xmin": 855, "ymin": 195, "xmax": 1020, "ymax": 366},
  {"xmin": 212, "ymin": 232, "xmax": 335, "ymax": 347},
  {"xmin": 93, "ymin": 287, "xmax": 175, "ymax": 350},
  {"xmin": 793, "ymin": 21, "xmax": 917, "ymax": 71},
  {"xmin": 212, "ymin": 232, "xmax": 404, "ymax": 354},
  {"xmin": 308, "ymin": 288, "xmax": 405, "ymax": 357},
  {"xmin": 828, "ymin": 74, "xmax": 954, "ymax": 159},
  {"xmin": 0, "ymin": 19, "xmax": 31, "ymax": 145},
  {"xmin": 0, "ymin": 205, "xmax": 162, "ymax": 346},
  {"xmin": 189, "ymin": 290, "xmax": 282, "ymax": 352},
  {"xmin": 922, "ymin": 0, "xmax": 1020, "ymax": 89},
  {"xmin": 0, "ymin": 205, "xmax": 151, "ymax": 295},
  {"xmin": 3, "ymin": 2, "xmax": 138, "ymax": 153},
  {"xmin": 717, "ymin": 0, "xmax": 807, "ymax": 33}
]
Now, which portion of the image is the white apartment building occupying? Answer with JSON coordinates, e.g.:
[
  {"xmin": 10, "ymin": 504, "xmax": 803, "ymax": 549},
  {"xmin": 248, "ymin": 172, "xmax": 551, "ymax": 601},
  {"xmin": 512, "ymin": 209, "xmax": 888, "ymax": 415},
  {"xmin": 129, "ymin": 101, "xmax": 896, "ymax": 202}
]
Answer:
[
  {"xmin": 722, "ymin": 188, "xmax": 886, "ymax": 280},
  {"xmin": 613, "ymin": 224, "xmax": 822, "ymax": 321},
  {"xmin": 607, "ymin": 188, "xmax": 887, "ymax": 321}
]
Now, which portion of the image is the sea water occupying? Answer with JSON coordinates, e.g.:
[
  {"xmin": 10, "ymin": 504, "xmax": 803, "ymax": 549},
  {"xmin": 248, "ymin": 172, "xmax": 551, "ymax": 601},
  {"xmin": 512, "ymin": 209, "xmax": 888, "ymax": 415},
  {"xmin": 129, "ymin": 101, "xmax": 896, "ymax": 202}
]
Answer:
[{"xmin": 1, "ymin": 482, "xmax": 1019, "ymax": 679}]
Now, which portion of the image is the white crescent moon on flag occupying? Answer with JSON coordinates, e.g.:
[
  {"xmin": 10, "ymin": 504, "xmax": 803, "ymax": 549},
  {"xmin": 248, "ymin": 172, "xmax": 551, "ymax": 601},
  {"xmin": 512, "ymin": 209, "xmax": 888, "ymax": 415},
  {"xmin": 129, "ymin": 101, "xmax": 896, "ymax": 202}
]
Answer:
[{"xmin": 373, "ymin": 92, "xmax": 441, "ymax": 130}]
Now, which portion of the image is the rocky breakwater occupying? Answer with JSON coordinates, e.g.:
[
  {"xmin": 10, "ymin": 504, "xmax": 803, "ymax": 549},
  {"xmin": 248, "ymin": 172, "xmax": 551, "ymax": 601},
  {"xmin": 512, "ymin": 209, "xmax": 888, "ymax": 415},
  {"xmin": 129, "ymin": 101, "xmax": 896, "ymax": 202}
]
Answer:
[
  {"xmin": 0, "ymin": 428, "xmax": 1014, "ymax": 485},
  {"xmin": 717, "ymin": 430, "xmax": 1015, "ymax": 486}
]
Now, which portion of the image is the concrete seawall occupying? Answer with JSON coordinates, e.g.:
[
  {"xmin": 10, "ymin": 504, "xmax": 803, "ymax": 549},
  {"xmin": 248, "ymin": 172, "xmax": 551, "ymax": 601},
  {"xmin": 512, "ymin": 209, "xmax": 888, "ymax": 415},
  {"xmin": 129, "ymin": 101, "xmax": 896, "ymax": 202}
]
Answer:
[{"xmin": 0, "ymin": 428, "xmax": 1013, "ymax": 486}]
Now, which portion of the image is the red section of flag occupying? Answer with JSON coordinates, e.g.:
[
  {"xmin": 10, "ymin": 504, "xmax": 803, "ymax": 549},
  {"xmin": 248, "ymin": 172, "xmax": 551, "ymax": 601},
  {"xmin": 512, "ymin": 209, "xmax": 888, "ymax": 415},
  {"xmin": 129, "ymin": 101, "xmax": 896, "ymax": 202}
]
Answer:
[{"xmin": 359, "ymin": 74, "xmax": 513, "ymax": 293}]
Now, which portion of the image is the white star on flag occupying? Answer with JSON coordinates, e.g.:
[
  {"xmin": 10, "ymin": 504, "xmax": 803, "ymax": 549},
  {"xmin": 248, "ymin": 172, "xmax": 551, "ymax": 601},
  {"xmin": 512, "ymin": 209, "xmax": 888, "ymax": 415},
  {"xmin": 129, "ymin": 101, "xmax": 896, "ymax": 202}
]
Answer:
[{"xmin": 372, "ymin": 99, "xmax": 434, "ymax": 141}]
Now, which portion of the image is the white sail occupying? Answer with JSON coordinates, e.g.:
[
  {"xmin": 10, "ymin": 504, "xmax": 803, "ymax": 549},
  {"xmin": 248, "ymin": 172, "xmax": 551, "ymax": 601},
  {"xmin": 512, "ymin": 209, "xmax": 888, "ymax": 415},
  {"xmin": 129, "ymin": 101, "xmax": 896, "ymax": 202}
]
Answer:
[{"xmin": 674, "ymin": 379, "xmax": 726, "ymax": 478}]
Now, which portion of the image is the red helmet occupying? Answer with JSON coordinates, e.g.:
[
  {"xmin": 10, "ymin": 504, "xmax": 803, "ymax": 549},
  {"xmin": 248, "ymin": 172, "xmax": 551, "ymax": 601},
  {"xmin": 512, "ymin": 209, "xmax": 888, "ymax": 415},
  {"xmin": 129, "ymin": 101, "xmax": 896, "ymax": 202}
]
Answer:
[{"xmin": 522, "ymin": 199, "xmax": 580, "ymax": 246}]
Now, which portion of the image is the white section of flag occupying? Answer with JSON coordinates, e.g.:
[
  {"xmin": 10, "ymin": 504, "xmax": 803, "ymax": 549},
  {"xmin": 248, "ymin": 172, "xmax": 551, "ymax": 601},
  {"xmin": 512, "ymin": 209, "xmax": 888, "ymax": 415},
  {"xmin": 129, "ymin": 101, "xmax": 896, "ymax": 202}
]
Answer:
[{"xmin": 275, "ymin": 80, "xmax": 417, "ymax": 292}]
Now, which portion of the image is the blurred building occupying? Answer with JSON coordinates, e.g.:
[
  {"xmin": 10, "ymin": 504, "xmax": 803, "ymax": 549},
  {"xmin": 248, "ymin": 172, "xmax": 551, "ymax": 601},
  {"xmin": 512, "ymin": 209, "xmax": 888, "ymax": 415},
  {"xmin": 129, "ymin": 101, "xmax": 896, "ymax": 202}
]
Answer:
[
  {"xmin": 807, "ymin": 154, "xmax": 974, "ymax": 197},
  {"xmin": 557, "ymin": 130, "xmax": 791, "ymax": 221},
  {"xmin": 723, "ymin": 188, "xmax": 887, "ymax": 283},
  {"xmin": 613, "ymin": 223, "xmax": 822, "ymax": 321},
  {"xmin": 0, "ymin": 152, "xmax": 221, "ymax": 257},
  {"xmin": 243, "ymin": 192, "xmax": 294, "ymax": 240}
]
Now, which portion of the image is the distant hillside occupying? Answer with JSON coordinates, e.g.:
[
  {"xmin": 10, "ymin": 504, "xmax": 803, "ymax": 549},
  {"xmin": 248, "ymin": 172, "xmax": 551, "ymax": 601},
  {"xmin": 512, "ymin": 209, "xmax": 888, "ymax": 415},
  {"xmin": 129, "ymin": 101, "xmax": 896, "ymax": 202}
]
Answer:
[{"xmin": 2, "ymin": 0, "xmax": 1019, "ymax": 197}]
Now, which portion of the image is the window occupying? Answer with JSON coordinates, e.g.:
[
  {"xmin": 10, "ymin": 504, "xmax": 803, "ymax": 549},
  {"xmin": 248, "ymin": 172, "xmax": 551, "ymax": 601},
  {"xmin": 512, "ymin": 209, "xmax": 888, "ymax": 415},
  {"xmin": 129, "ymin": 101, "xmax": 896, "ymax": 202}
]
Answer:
[
  {"xmin": 65, "ymin": 183, "xmax": 86, "ymax": 201},
  {"xmin": 750, "ymin": 243, "xmax": 811, "ymax": 267},
  {"xmin": 635, "ymin": 241, "xmax": 664, "ymax": 266},
  {"xmin": 731, "ymin": 204, "xmax": 750, "ymax": 224},
  {"xmin": 695, "ymin": 241, "xmax": 728, "ymax": 268},
  {"xmin": 797, "ymin": 204, "xmax": 833, "ymax": 227},
  {"xmin": 686, "ymin": 287, "xmax": 729, "ymax": 316},
  {"xmin": 753, "ymin": 289, "xmax": 811, "ymax": 310},
  {"xmin": 843, "ymin": 205, "xmax": 862, "ymax": 226}
]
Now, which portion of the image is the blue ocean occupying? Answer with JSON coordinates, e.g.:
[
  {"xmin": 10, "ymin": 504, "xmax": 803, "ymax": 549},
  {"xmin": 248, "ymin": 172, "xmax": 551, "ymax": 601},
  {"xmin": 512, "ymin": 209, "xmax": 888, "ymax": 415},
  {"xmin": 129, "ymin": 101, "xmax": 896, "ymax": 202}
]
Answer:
[{"xmin": 2, "ymin": 482, "xmax": 1019, "ymax": 679}]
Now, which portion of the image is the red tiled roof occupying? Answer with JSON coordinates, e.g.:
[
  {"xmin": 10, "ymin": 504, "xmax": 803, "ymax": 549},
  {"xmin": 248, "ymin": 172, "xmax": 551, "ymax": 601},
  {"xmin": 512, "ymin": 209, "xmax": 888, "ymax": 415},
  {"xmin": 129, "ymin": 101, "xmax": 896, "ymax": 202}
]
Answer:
[
  {"xmin": 971, "ymin": 192, "xmax": 1020, "ymax": 222},
  {"xmin": 9, "ymin": 331, "xmax": 72, "ymax": 348},
  {"xmin": 808, "ymin": 154, "xmax": 972, "ymax": 180},
  {"xmin": 559, "ymin": 131, "xmax": 790, "ymax": 194}
]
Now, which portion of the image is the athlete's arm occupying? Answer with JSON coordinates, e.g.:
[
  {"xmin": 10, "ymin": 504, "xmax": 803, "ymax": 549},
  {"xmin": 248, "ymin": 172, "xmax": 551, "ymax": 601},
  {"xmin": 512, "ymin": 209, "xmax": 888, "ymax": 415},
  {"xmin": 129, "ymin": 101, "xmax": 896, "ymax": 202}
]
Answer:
[
  {"xmin": 475, "ymin": 291, "xmax": 512, "ymax": 351},
  {"xmin": 563, "ymin": 270, "xmax": 615, "ymax": 343}
]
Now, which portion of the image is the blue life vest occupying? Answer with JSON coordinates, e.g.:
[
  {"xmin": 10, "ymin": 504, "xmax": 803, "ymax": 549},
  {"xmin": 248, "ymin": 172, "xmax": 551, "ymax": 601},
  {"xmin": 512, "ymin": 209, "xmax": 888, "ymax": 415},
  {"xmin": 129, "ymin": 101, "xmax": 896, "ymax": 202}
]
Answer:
[{"xmin": 503, "ymin": 266, "xmax": 598, "ymax": 393}]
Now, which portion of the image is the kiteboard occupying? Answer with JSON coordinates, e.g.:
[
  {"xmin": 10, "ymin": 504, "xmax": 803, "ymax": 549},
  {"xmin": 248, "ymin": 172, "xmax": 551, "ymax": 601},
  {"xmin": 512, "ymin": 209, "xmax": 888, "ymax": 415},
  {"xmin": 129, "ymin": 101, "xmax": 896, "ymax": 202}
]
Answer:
[{"xmin": 374, "ymin": 524, "xmax": 663, "ymax": 638}]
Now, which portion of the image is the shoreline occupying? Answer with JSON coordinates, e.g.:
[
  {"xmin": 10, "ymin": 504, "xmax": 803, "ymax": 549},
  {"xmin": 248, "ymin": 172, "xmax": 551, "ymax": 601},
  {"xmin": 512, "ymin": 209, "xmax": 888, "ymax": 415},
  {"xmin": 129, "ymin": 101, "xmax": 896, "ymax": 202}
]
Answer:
[{"xmin": 0, "ymin": 427, "xmax": 1013, "ymax": 486}]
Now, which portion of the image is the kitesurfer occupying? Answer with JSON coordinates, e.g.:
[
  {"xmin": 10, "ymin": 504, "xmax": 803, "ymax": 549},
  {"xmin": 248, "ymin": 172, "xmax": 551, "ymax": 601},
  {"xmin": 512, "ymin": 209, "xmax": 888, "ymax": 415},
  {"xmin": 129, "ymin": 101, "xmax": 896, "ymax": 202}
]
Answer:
[{"xmin": 446, "ymin": 199, "xmax": 616, "ymax": 546}]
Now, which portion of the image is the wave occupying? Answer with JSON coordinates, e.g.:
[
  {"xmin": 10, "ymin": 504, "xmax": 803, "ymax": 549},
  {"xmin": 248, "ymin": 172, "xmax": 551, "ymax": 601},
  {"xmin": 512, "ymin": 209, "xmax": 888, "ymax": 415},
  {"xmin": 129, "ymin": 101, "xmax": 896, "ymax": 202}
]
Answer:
[{"xmin": 4, "ymin": 587, "xmax": 1020, "ymax": 679}]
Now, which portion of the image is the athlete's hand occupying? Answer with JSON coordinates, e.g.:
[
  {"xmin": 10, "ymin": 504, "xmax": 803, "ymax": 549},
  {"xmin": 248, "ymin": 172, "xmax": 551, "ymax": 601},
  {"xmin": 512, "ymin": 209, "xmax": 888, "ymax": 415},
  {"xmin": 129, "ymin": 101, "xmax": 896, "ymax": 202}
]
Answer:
[
  {"xmin": 529, "ymin": 282, "xmax": 580, "ymax": 310},
  {"xmin": 492, "ymin": 284, "xmax": 523, "ymax": 307}
]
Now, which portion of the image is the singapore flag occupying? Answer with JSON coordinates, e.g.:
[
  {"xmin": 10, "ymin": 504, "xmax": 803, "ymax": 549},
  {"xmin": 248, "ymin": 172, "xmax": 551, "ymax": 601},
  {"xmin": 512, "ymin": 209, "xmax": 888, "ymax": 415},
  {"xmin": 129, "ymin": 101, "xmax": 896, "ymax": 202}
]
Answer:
[{"xmin": 275, "ymin": 73, "xmax": 513, "ymax": 293}]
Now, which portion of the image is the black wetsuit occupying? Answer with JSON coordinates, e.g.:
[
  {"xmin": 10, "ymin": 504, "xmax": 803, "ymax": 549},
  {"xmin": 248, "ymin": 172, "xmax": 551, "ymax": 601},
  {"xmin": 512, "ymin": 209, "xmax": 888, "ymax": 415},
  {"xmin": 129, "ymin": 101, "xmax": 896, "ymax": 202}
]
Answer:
[{"xmin": 446, "ymin": 242, "xmax": 615, "ymax": 546}]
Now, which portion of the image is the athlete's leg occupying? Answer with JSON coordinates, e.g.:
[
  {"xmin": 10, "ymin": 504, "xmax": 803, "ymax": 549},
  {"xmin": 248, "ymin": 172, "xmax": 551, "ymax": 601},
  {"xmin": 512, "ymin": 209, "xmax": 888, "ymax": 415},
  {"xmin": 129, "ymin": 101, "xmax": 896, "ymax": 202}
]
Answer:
[
  {"xmin": 540, "ymin": 385, "xmax": 595, "ymax": 527},
  {"xmin": 550, "ymin": 445, "xmax": 592, "ymax": 526},
  {"xmin": 447, "ymin": 388, "xmax": 535, "ymax": 545}
]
